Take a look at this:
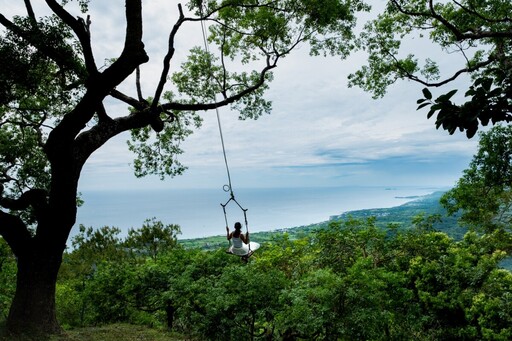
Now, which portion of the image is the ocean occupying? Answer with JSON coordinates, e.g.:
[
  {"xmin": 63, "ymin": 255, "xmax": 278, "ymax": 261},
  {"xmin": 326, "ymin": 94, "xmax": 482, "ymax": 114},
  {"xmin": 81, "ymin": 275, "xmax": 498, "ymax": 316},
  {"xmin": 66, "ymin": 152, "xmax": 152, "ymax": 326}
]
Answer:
[{"xmin": 74, "ymin": 186, "xmax": 445, "ymax": 240}]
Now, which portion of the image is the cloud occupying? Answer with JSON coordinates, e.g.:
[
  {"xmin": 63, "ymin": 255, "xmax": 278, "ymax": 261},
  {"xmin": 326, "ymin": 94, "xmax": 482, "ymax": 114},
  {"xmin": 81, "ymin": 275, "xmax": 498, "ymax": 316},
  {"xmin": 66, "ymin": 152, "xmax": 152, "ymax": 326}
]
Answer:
[
  {"xmin": 2, "ymin": 2, "xmax": 481, "ymax": 190},
  {"xmin": 154, "ymin": 45, "xmax": 479, "ymax": 189}
]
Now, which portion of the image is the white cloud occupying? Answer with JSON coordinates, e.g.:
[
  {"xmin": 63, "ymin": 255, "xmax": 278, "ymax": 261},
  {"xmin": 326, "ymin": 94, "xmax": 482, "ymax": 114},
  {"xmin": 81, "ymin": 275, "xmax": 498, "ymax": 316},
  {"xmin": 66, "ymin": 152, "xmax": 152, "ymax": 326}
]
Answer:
[
  {"xmin": 157, "ymin": 44, "xmax": 479, "ymax": 189},
  {"xmin": 2, "ymin": 1, "xmax": 481, "ymax": 190}
]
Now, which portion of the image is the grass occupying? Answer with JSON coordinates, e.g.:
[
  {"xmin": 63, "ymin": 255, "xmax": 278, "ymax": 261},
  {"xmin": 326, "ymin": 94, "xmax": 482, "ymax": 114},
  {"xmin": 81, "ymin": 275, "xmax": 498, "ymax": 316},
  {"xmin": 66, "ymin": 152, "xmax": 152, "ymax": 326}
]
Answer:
[{"xmin": 0, "ymin": 323, "xmax": 192, "ymax": 341}]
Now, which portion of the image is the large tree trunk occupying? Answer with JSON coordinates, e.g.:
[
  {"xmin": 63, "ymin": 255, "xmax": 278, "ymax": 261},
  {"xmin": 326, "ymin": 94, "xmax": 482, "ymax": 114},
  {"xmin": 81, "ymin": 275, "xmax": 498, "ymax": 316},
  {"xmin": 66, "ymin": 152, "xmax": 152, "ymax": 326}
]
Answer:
[{"xmin": 6, "ymin": 245, "xmax": 64, "ymax": 336}]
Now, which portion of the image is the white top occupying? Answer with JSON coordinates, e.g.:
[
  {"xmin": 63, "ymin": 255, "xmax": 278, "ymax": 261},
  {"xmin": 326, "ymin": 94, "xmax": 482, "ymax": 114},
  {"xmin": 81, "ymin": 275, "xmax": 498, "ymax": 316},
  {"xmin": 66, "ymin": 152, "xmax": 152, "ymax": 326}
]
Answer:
[{"xmin": 232, "ymin": 236, "xmax": 244, "ymax": 248}]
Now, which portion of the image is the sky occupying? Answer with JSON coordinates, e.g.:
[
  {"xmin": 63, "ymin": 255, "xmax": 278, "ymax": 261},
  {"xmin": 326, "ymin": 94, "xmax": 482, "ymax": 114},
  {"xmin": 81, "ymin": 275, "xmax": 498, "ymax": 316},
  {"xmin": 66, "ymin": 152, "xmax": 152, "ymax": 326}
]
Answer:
[{"xmin": 3, "ymin": 1, "xmax": 481, "ymax": 191}]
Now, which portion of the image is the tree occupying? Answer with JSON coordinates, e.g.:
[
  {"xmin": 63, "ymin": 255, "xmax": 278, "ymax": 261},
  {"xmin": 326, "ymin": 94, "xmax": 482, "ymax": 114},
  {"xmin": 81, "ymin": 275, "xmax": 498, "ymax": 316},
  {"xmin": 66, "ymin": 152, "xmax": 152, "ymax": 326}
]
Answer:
[
  {"xmin": 255, "ymin": 233, "xmax": 315, "ymax": 279},
  {"xmin": 59, "ymin": 225, "xmax": 126, "ymax": 282},
  {"xmin": 468, "ymin": 267, "xmax": 512, "ymax": 340},
  {"xmin": 441, "ymin": 125, "xmax": 512, "ymax": 234},
  {"xmin": 350, "ymin": 0, "xmax": 512, "ymax": 138},
  {"xmin": 195, "ymin": 264, "xmax": 287, "ymax": 340},
  {"xmin": 0, "ymin": 0, "xmax": 369, "ymax": 334},
  {"xmin": 69, "ymin": 225, "xmax": 125, "ymax": 265},
  {"xmin": 124, "ymin": 218, "xmax": 181, "ymax": 261},
  {"xmin": 277, "ymin": 268, "xmax": 344, "ymax": 340},
  {"xmin": 404, "ymin": 230, "xmax": 511, "ymax": 339},
  {"xmin": 57, "ymin": 227, "xmax": 192, "ymax": 329},
  {"xmin": 315, "ymin": 217, "xmax": 390, "ymax": 272},
  {"xmin": 56, "ymin": 225, "xmax": 126, "ymax": 327}
]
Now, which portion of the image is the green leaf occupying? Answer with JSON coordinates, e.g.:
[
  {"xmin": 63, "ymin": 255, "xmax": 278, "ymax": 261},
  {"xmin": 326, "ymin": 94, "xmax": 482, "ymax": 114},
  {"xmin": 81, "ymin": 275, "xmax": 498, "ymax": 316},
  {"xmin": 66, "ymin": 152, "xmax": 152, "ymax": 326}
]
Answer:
[
  {"xmin": 422, "ymin": 88, "xmax": 432, "ymax": 100},
  {"xmin": 466, "ymin": 126, "xmax": 477, "ymax": 138},
  {"xmin": 417, "ymin": 102, "xmax": 430, "ymax": 110},
  {"xmin": 444, "ymin": 89, "xmax": 458, "ymax": 101}
]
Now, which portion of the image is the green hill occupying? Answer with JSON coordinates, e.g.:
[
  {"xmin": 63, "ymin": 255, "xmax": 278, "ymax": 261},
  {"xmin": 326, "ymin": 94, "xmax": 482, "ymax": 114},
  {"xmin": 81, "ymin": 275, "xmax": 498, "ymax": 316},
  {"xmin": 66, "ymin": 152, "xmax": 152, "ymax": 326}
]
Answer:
[
  {"xmin": 179, "ymin": 191, "xmax": 464, "ymax": 250},
  {"xmin": 330, "ymin": 191, "xmax": 464, "ymax": 238}
]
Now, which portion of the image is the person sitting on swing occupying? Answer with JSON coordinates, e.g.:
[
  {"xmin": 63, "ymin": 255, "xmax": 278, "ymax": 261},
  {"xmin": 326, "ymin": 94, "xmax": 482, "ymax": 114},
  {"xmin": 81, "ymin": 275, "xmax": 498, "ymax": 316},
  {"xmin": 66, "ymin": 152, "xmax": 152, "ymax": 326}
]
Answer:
[{"xmin": 226, "ymin": 221, "xmax": 255, "ymax": 259}]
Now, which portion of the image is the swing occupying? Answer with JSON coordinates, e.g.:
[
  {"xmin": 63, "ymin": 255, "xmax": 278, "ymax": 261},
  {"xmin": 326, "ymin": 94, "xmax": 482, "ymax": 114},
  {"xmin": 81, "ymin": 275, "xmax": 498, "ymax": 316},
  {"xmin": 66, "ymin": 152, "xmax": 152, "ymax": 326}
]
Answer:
[
  {"xmin": 198, "ymin": 11, "xmax": 260, "ymax": 260},
  {"xmin": 221, "ymin": 190, "xmax": 260, "ymax": 260}
]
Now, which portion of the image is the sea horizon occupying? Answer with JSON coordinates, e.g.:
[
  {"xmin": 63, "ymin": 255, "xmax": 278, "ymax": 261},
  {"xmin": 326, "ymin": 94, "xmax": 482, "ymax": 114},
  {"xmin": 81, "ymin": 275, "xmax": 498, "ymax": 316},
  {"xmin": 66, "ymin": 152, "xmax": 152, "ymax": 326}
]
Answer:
[{"xmin": 74, "ymin": 185, "xmax": 448, "ymax": 240}]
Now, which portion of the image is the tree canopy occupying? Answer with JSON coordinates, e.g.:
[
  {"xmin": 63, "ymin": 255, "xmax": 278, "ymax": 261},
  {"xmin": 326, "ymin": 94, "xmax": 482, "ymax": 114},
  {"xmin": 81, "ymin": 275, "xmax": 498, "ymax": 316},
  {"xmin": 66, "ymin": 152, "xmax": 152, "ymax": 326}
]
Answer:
[
  {"xmin": 0, "ymin": 0, "xmax": 370, "ymax": 335},
  {"xmin": 350, "ymin": 0, "xmax": 512, "ymax": 138},
  {"xmin": 441, "ymin": 124, "xmax": 512, "ymax": 235}
]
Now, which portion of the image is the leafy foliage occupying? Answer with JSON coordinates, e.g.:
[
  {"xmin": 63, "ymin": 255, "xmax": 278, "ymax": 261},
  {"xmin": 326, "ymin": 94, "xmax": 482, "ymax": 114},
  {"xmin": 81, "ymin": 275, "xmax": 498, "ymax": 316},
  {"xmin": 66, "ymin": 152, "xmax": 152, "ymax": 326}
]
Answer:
[
  {"xmin": 124, "ymin": 218, "xmax": 181, "ymax": 261},
  {"xmin": 417, "ymin": 73, "xmax": 512, "ymax": 138},
  {"xmin": 351, "ymin": 0, "xmax": 512, "ymax": 137},
  {"xmin": 6, "ymin": 213, "xmax": 501, "ymax": 340},
  {"xmin": 0, "ymin": 239, "xmax": 15, "ymax": 321},
  {"xmin": 442, "ymin": 125, "xmax": 512, "ymax": 232}
]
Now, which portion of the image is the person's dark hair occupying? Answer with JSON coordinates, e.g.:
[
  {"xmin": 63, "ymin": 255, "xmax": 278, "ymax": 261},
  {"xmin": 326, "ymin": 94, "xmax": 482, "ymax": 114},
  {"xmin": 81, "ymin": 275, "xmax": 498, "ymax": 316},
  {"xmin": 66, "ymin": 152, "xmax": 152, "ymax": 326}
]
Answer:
[{"xmin": 234, "ymin": 222, "xmax": 242, "ymax": 231}]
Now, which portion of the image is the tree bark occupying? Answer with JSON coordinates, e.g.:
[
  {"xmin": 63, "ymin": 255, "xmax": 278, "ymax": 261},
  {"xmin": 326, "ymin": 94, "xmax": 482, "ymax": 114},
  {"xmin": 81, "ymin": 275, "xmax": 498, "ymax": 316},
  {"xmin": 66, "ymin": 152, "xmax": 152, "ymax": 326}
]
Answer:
[
  {"xmin": 6, "ymin": 244, "xmax": 64, "ymax": 335},
  {"xmin": 165, "ymin": 300, "xmax": 175, "ymax": 330}
]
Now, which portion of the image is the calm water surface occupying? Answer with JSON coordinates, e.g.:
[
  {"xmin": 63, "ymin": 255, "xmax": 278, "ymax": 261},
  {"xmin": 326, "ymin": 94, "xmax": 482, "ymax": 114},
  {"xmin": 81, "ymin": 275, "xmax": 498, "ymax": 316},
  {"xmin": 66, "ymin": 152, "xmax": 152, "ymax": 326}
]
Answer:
[{"xmin": 75, "ymin": 186, "xmax": 443, "ymax": 240}]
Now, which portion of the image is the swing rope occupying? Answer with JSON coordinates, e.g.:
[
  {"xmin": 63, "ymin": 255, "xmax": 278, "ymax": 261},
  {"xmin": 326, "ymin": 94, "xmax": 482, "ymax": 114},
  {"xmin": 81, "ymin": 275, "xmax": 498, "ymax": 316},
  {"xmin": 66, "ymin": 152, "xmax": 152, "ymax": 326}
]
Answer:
[
  {"xmin": 199, "ymin": 18, "xmax": 235, "ymax": 200},
  {"xmin": 199, "ymin": 10, "xmax": 250, "ymax": 248}
]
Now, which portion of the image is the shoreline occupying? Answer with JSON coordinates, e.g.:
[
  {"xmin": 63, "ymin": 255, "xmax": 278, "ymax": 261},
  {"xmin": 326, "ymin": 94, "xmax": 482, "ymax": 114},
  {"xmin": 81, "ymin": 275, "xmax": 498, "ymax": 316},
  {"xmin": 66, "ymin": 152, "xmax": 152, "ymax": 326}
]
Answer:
[
  {"xmin": 75, "ymin": 186, "xmax": 447, "ymax": 240},
  {"xmin": 179, "ymin": 191, "xmax": 447, "ymax": 242}
]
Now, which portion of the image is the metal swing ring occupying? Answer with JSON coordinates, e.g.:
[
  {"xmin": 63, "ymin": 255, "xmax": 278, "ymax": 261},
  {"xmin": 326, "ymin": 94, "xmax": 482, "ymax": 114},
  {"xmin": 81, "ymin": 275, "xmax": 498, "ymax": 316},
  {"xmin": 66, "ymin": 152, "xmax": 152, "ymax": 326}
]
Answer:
[{"xmin": 223, "ymin": 184, "xmax": 231, "ymax": 192}]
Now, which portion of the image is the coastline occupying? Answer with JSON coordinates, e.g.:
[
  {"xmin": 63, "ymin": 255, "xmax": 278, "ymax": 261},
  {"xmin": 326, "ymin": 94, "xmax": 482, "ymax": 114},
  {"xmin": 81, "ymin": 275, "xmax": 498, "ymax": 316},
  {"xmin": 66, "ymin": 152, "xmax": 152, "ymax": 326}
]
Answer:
[
  {"xmin": 76, "ymin": 186, "xmax": 446, "ymax": 240},
  {"xmin": 178, "ymin": 190, "xmax": 453, "ymax": 251}
]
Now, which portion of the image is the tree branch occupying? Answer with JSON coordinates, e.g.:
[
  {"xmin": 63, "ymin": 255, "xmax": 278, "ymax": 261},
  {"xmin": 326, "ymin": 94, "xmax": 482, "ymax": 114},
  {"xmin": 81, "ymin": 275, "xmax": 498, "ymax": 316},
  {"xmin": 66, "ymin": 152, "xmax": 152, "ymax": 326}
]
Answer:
[
  {"xmin": 162, "ymin": 62, "xmax": 276, "ymax": 111},
  {"xmin": 389, "ymin": 0, "xmax": 430, "ymax": 19},
  {"xmin": 96, "ymin": 102, "xmax": 113, "ymax": 124},
  {"xmin": 47, "ymin": 0, "xmax": 150, "ymax": 155},
  {"xmin": 24, "ymin": 0, "xmax": 37, "ymax": 23},
  {"xmin": 452, "ymin": 0, "xmax": 512, "ymax": 24},
  {"xmin": 136, "ymin": 66, "xmax": 144, "ymax": 102},
  {"xmin": 201, "ymin": 1, "xmax": 287, "ymax": 20},
  {"xmin": 73, "ymin": 107, "xmax": 153, "ymax": 165},
  {"xmin": 389, "ymin": 0, "xmax": 464, "ymax": 40},
  {"xmin": 44, "ymin": 0, "xmax": 98, "ymax": 75},
  {"xmin": 152, "ymin": 3, "xmax": 185, "ymax": 111},
  {"xmin": 78, "ymin": 59, "xmax": 275, "ymax": 163},
  {"xmin": 98, "ymin": 0, "xmax": 149, "ymax": 92},
  {"xmin": 0, "ymin": 211, "xmax": 33, "ymax": 258},
  {"xmin": 427, "ymin": 0, "xmax": 465, "ymax": 40},
  {"xmin": 110, "ymin": 89, "xmax": 147, "ymax": 110},
  {"xmin": 389, "ymin": 0, "xmax": 512, "ymax": 41},
  {"xmin": 387, "ymin": 48, "xmax": 495, "ymax": 87},
  {"xmin": 0, "ymin": 188, "xmax": 49, "ymax": 220}
]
